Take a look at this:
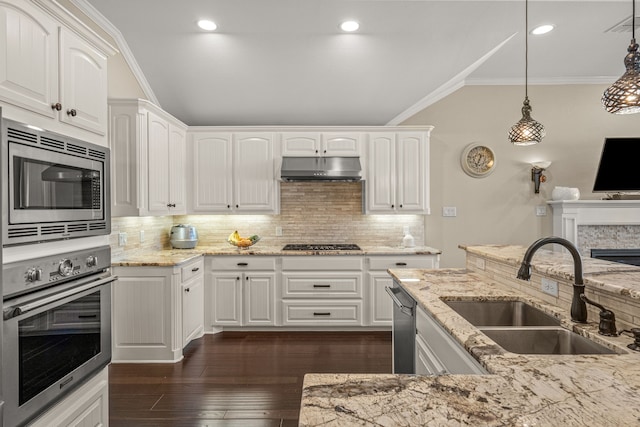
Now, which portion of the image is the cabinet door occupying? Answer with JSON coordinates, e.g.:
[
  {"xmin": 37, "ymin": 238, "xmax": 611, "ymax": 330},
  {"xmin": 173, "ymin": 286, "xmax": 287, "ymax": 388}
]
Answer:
[
  {"xmin": 190, "ymin": 133, "xmax": 233, "ymax": 212},
  {"xmin": 234, "ymin": 133, "xmax": 277, "ymax": 212},
  {"xmin": 182, "ymin": 274, "xmax": 204, "ymax": 347},
  {"xmin": 113, "ymin": 274, "xmax": 171, "ymax": 349},
  {"xmin": 146, "ymin": 112, "xmax": 171, "ymax": 214},
  {"xmin": 322, "ymin": 133, "xmax": 361, "ymax": 156},
  {"xmin": 281, "ymin": 133, "xmax": 320, "ymax": 156},
  {"xmin": 244, "ymin": 273, "xmax": 276, "ymax": 326},
  {"xmin": 367, "ymin": 133, "xmax": 396, "ymax": 212},
  {"xmin": 0, "ymin": 0, "xmax": 58, "ymax": 118},
  {"xmin": 168, "ymin": 124, "xmax": 187, "ymax": 213},
  {"xmin": 368, "ymin": 272, "xmax": 393, "ymax": 326},
  {"xmin": 209, "ymin": 274, "xmax": 242, "ymax": 326},
  {"xmin": 59, "ymin": 28, "xmax": 107, "ymax": 135},
  {"xmin": 397, "ymin": 132, "xmax": 428, "ymax": 213}
]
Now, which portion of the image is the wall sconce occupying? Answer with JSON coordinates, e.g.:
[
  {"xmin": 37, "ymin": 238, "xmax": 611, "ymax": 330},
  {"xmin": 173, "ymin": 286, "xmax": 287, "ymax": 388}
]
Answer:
[{"xmin": 531, "ymin": 161, "xmax": 551, "ymax": 194}]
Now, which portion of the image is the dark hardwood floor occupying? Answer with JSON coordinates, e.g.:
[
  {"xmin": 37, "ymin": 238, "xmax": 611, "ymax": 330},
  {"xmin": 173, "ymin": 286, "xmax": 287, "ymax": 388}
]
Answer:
[{"xmin": 109, "ymin": 331, "xmax": 392, "ymax": 426}]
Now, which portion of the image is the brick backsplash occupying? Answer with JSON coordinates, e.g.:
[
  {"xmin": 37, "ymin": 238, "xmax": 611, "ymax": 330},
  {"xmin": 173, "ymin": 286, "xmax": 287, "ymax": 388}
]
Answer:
[{"xmin": 111, "ymin": 182, "xmax": 426, "ymax": 256}]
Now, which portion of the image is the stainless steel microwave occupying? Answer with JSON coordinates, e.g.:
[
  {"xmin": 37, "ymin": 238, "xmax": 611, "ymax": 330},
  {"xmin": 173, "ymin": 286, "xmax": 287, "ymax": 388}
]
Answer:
[{"xmin": 2, "ymin": 118, "xmax": 110, "ymax": 246}]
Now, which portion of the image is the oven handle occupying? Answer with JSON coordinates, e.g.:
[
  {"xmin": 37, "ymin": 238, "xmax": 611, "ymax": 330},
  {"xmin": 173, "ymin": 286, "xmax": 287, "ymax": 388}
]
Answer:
[{"xmin": 3, "ymin": 274, "xmax": 117, "ymax": 320}]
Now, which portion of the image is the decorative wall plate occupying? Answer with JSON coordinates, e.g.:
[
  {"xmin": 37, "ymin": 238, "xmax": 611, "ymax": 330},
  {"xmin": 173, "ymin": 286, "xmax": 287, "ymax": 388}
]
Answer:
[{"xmin": 461, "ymin": 143, "xmax": 496, "ymax": 178}]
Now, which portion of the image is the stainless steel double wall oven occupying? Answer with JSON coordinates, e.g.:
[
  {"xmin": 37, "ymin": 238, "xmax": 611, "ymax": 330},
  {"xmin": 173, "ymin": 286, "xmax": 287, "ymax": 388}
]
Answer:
[{"xmin": 1, "ymin": 116, "xmax": 114, "ymax": 426}]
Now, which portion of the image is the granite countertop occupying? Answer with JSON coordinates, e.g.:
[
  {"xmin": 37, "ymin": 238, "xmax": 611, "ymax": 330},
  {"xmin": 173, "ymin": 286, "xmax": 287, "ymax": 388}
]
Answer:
[
  {"xmin": 298, "ymin": 247, "xmax": 640, "ymax": 426},
  {"xmin": 111, "ymin": 244, "xmax": 442, "ymax": 267}
]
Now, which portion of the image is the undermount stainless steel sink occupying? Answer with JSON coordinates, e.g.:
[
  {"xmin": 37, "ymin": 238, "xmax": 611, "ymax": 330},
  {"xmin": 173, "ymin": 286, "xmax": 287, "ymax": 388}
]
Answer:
[
  {"xmin": 444, "ymin": 300, "xmax": 618, "ymax": 355},
  {"xmin": 480, "ymin": 328, "xmax": 617, "ymax": 355},
  {"xmin": 444, "ymin": 300, "xmax": 561, "ymax": 327}
]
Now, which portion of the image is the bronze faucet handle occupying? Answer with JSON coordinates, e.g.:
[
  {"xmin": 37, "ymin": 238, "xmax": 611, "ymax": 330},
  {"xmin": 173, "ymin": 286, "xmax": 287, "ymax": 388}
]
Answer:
[{"xmin": 580, "ymin": 294, "xmax": 618, "ymax": 336}]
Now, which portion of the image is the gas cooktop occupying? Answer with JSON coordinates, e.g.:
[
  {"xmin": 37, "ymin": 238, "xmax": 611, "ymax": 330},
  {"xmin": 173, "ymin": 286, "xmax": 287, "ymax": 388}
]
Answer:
[{"xmin": 282, "ymin": 243, "xmax": 361, "ymax": 251}]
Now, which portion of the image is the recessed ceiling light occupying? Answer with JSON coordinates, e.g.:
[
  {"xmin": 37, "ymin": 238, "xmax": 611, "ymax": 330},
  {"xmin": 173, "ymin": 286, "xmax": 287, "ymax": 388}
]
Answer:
[
  {"xmin": 531, "ymin": 24, "xmax": 554, "ymax": 35},
  {"xmin": 340, "ymin": 20, "xmax": 359, "ymax": 32},
  {"xmin": 197, "ymin": 19, "xmax": 217, "ymax": 31}
]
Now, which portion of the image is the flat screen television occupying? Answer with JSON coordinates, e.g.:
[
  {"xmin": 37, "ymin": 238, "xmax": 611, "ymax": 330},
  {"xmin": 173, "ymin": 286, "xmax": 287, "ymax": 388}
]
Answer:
[{"xmin": 593, "ymin": 137, "xmax": 640, "ymax": 193}]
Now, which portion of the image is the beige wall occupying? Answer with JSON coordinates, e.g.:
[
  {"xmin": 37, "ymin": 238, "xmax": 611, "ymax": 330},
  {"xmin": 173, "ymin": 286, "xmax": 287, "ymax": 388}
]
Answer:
[
  {"xmin": 402, "ymin": 84, "xmax": 640, "ymax": 268},
  {"xmin": 58, "ymin": 0, "xmax": 147, "ymax": 100}
]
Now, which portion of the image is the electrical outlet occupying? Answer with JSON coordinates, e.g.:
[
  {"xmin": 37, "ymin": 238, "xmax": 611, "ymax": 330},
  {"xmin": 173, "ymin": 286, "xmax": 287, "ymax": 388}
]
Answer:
[
  {"xmin": 541, "ymin": 277, "xmax": 559, "ymax": 297},
  {"xmin": 139, "ymin": 230, "xmax": 145, "ymax": 242},
  {"xmin": 476, "ymin": 258, "xmax": 486, "ymax": 270},
  {"xmin": 118, "ymin": 232, "xmax": 127, "ymax": 247},
  {"xmin": 276, "ymin": 226, "xmax": 283, "ymax": 237},
  {"xmin": 535, "ymin": 205, "xmax": 547, "ymax": 216},
  {"xmin": 442, "ymin": 206, "xmax": 457, "ymax": 217}
]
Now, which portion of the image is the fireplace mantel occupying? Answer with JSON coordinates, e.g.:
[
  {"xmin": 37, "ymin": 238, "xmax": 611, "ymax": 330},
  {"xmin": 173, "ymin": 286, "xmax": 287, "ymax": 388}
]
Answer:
[{"xmin": 548, "ymin": 200, "xmax": 640, "ymax": 252}]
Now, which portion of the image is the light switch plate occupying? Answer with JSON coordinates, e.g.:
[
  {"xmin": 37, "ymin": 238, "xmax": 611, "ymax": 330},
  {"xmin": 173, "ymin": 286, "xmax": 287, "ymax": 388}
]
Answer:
[
  {"xmin": 442, "ymin": 206, "xmax": 457, "ymax": 217},
  {"xmin": 535, "ymin": 205, "xmax": 547, "ymax": 216},
  {"xmin": 118, "ymin": 232, "xmax": 127, "ymax": 247},
  {"xmin": 541, "ymin": 277, "xmax": 559, "ymax": 297},
  {"xmin": 275, "ymin": 226, "xmax": 283, "ymax": 237},
  {"xmin": 476, "ymin": 258, "xmax": 486, "ymax": 270}
]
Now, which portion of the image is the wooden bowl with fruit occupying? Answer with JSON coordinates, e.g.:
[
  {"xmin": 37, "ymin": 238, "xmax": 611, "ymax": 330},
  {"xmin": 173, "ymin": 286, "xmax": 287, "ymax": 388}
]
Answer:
[{"xmin": 227, "ymin": 230, "xmax": 261, "ymax": 249}]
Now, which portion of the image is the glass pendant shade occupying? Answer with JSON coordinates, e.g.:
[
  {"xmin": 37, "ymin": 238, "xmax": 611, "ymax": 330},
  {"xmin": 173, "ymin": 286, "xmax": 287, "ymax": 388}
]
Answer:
[
  {"xmin": 509, "ymin": 97, "xmax": 546, "ymax": 145},
  {"xmin": 508, "ymin": 0, "xmax": 545, "ymax": 145},
  {"xmin": 602, "ymin": 41, "xmax": 640, "ymax": 114}
]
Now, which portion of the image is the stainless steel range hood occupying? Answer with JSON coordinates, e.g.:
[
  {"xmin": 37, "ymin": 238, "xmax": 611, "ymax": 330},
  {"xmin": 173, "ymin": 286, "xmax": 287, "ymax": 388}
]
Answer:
[{"xmin": 280, "ymin": 156, "xmax": 362, "ymax": 182}]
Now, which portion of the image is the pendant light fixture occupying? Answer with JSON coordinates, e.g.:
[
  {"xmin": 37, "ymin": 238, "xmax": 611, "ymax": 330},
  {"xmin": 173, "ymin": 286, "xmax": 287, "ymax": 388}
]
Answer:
[
  {"xmin": 508, "ymin": 0, "xmax": 546, "ymax": 146},
  {"xmin": 602, "ymin": 0, "xmax": 640, "ymax": 114}
]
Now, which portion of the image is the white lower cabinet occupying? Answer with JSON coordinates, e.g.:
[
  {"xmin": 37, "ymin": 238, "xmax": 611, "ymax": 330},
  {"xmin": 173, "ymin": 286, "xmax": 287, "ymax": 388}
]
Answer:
[
  {"xmin": 29, "ymin": 366, "xmax": 108, "ymax": 427},
  {"xmin": 281, "ymin": 256, "xmax": 364, "ymax": 326},
  {"xmin": 206, "ymin": 257, "xmax": 277, "ymax": 328},
  {"xmin": 415, "ymin": 306, "xmax": 486, "ymax": 375},
  {"xmin": 366, "ymin": 255, "xmax": 440, "ymax": 326},
  {"xmin": 112, "ymin": 257, "xmax": 204, "ymax": 362}
]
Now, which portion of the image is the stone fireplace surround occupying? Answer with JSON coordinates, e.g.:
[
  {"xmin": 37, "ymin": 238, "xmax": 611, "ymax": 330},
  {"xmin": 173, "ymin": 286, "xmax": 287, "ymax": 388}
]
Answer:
[{"xmin": 548, "ymin": 200, "xmax": 640, "ymax": 257}]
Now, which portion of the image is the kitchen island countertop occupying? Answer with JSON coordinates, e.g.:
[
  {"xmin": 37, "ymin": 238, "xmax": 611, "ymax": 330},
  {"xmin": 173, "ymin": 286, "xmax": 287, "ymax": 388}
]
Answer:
[
  {"xmin": 111, "ymin": 245, "xmax": 441, "ymax": 267},
  {"xmin": 298, "ymin": 245, "xmax": 640, "ymax": 426}
]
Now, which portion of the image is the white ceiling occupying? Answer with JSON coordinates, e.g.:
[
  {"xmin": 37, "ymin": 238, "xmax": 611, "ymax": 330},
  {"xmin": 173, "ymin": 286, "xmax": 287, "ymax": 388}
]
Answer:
[{"xmin": 78, "ymin": 0, "xmax": 632, "ymax": 126}]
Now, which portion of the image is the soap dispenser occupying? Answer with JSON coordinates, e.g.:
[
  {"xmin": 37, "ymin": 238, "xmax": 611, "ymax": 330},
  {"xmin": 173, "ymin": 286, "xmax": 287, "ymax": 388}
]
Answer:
[{"xmin": 402, "ymin": 226, "xmax": 415, "ymax": 248}]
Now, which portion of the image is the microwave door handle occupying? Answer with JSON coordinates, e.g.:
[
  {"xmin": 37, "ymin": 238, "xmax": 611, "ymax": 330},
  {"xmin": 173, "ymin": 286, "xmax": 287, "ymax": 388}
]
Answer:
[{"xmin": 3, "ymin": 275, "xmax": 117, "ymax": 320}]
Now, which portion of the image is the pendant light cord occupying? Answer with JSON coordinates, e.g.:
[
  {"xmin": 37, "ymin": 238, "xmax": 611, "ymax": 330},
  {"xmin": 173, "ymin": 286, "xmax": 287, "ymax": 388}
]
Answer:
[
  {"xmin": 525, "ymin": 0, "xmax": 529, "ymax": 99},
  {"xmin": 633, "ymin": 0, "xmax": 636, "ymax": 43}
]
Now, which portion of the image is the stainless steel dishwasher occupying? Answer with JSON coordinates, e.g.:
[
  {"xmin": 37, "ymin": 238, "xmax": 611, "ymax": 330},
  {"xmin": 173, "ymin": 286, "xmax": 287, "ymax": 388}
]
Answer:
[{"xmin": 385, "ymin": 282, "xmax": 416, "ymax": 374}]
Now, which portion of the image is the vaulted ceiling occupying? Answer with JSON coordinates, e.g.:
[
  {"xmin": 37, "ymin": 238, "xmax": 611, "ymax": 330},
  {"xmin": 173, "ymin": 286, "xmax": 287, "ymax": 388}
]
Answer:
[{"xmin": 79, "ymin": 0, "xmax": 632, "ymax": 126}]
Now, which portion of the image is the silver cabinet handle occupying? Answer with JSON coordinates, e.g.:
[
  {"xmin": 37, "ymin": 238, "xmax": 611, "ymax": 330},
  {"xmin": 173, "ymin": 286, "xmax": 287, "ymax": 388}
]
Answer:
[{"xmin": 385, "ymin": 286, "xmax": 413, "ymax": 317}]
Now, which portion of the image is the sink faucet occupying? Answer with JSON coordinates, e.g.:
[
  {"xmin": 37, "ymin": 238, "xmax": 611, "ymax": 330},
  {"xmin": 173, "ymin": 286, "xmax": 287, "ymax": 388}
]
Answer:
[{"xmin": 516, "ymin": 237, "xmax": 588, "ymax": 323}]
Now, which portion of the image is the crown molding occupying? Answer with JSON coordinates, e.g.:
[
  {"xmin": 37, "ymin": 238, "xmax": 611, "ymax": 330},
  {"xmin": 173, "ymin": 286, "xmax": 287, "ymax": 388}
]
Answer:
[
  {"xmin": 465, "ymin": 76, "xmax": 617, "ymax": 85},
  {"xmin": 68, "ymin": 0, "xmax": 160, "ymax": 106},
  {"xmin": 387, "ymin": 33, "xmax": 516, "ymax": 125}
]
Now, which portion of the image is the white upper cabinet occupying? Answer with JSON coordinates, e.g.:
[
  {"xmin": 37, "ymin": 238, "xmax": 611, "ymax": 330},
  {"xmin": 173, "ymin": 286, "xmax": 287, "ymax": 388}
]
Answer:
[
  {"xmin": 281, "ymin": 132, "xmax": 361, "ymax": 157},
  {"xmin": 109, "ymin": 99, "xmax": 188, "ymax": 217},
  {"xmin": 235, "ymin": 133, "xmax": 278, "ymax": 212},
  {"xmin": 58, "ymin": 28, "xmax": 108, "ymax": 135},
  {"xmin": 366, "ymin": 131, "xmax": 430, "ymax": 214},
  {"xmin": 0, "ymin": 0, "xmax": 114, "ymax": 142},
  {"xmin": 0, "ymin": 0, "xmax": 58, "ymax": 118},
  {"xmin": 188, "ymin": 131, "xmax": 279, "ymax": 214}
]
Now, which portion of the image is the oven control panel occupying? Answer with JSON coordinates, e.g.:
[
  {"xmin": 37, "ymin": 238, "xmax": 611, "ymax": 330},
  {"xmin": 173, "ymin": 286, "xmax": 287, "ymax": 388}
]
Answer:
[{"xmin": 2, "ymin": 245, "xmax": 111, "ymax": 299}]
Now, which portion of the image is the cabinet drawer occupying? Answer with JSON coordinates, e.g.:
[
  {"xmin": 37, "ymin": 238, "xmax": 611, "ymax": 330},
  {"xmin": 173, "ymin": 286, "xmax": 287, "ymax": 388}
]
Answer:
[
  {"xmin": 209, "ymin": 256, "xmax": 276, "ymax": 271},
  {"xmin": 282, "ymin": 301, "xmax": 362, "ymax": 325},
  {"xmin": 282, "ymin": 273, "xmax": 362, "ymax": 298},
  {"xmin": 368, "ymin": 256, "xmax": 438, "ymax": 270},
  {"xmin": 281, "ymin": 256, "xmax": 362, "ymax": 271},
  {"xmin": 181, "ymin": 258, "xmax": 204, "ymax": 282}
]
